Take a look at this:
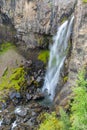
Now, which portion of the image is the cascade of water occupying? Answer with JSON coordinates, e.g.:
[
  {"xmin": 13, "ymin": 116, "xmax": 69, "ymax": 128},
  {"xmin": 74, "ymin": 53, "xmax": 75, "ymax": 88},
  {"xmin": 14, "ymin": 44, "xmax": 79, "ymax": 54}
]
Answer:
[
  {"xmin": 42, "ymin": 16, "xmax": 74, "ymax": 100},
  {"xmin": 0, "ymin": 119, "xmax": 3, "ymax": 127}
]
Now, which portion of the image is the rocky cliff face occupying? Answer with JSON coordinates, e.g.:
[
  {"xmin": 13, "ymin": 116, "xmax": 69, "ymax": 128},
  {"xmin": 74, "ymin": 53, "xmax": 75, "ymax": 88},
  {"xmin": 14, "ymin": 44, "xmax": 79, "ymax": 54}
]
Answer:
[
  {"xmin": 0, "ymin": 0, "xmax": 87, "ymax": 110},
  {"xmin": 0, "ymin": 0, "xmax": 76, "ymax": 48},
  {"xmin": 55, "ymin": 0, "xmax": 87, "ymax": 109}
]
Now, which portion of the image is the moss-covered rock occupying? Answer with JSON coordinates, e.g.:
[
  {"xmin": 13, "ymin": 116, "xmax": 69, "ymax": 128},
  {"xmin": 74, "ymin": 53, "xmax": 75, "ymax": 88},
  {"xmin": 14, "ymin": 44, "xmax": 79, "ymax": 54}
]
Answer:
[
  {"xmin": 60, "ymin": 16, "xmax": 68, "ymax": 24},
  {"xmin": 38, "ymin": 50, "xmax": 49, "ymax": 64},
  {"xmin": 0, "ymin": 67, "xmax": 26, "ymax": 101}
]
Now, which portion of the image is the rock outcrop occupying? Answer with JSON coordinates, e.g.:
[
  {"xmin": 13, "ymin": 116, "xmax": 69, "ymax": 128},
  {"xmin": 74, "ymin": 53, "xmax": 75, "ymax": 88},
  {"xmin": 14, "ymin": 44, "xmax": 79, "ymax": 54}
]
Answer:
[
  {"xmin": 0, "ymin": 0, "xmax": 76, "ymax": 48},
  {"xmin": 0, "ymin": 0, "xmax": 87, "ymax": 111},
  {"xmin": 55, "ymin": 0, "xmax": 87, "ymax": 110}
]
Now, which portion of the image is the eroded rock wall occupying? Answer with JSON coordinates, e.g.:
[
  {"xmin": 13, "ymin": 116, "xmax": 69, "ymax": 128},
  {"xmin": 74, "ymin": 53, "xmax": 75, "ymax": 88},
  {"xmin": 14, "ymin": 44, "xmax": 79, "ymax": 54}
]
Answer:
[
  {"xmin": 0, "ymin": 0, "xmax": 76, "ymax": 48},
  {"xmin": 55, "ymin": 0, "xmax": 87, "ymax": 110},
  {"xmin": 1, "ymin": 0, "xmax": 86, "ymax": 110}
]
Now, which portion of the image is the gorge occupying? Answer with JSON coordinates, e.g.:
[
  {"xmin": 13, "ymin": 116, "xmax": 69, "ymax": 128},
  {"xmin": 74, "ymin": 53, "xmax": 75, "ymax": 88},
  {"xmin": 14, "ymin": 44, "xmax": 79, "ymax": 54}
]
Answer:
[{"xmin": 0, "ymin": 0, "xmax": 87, "ymax": 130}]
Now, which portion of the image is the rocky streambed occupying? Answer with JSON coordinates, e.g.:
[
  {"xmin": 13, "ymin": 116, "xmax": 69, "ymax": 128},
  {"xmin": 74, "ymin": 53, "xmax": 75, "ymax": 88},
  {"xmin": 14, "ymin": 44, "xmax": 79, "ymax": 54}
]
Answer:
[{"xmin": 0, "ymin": 101, "xmax": 50, "ymax": 130}]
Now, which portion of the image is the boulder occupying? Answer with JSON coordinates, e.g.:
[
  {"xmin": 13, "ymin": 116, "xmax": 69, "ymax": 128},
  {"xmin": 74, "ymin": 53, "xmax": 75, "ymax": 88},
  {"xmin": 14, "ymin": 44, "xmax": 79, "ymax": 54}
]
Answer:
[{"xmin": 14, "ymin": 106, "xmax": 27, "ymax": 117}]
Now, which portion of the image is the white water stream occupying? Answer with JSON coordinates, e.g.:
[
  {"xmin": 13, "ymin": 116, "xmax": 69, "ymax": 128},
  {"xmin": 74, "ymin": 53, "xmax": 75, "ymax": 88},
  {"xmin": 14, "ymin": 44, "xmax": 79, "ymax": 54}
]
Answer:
[{"xmin": 42, "ymin": 16, "xmax": 74, "ymax": 100}]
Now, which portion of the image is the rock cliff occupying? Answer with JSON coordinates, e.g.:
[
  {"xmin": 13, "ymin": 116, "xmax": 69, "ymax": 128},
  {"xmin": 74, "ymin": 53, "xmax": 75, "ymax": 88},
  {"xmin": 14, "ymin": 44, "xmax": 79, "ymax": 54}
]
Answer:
[
  {"xmin": 0, "ymin": 0, "xmax": 76, "ymax": 48},
  {"xmin": 55, "ymin": 0, "xmax": 87, "ymax": 109},
  {"xmin": 0, "ymin": 0, "xmax": 87, "ymax": 109}
]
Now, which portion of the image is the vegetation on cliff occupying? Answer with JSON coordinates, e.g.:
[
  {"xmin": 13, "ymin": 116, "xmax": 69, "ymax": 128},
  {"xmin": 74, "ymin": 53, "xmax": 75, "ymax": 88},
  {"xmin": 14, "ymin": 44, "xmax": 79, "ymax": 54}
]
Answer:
[
  {"xmin": 38, "ymin": 50, "xmax": 49, "ymax": 64},
  {"xmin": 0, "ymin": 67, "xmax": 26, "ymax": 101},
  {"xmin": 38, "ymin": 68, "xmax": 87, "ymax": 130},
  {"xmin": 0, "ymin": 42, "xmax": 15, "ymax": 55},
  {"xmin": 83, "ymin": 0, "xmax": 87, "ymax": 3}
]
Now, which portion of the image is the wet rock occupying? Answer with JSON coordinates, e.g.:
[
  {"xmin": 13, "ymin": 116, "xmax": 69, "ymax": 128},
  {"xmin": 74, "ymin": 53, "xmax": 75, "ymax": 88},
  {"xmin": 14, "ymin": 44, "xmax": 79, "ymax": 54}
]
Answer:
[
  {"xmin": 36, "ymin": 76, "xmax": 42, "ymax": 83},
  {"xmin": 0, "ymin": 119, "xmax": 3, "ymax": 126},
  {"xmin": 31, "ymin": 111, "xmax": 37, "ymax": 117},
  {"xmin": 0, "ymin": 110, "xmax": 2, "ymax": 113},
  {"xmin": 9, "ymin": 92, "xmax": 22, "ymax": 105},
  {"xmin": 26, "ymin": 117, "xmax": 35, "ymax": 127},
  {"xmin": 12, "ymin": 121, "xmax": 17, "ymax": 130},
  {"xmin": 15, "ymin": 106, "xmax": 27, "ymax": 117},
  {"xmin": 12, "ymin": 99, "xmax": 20, "ymax": 105},
  {"xmin": 37, "ymin": 88, "xmax": 41, "ymax": 93},
  {"xmin": 9, "ymin": 92, "xmax": 21, "ymax": 100},
  {"xmin": 33, "ymin": 72, "xmax": 38, "ymax": 79},
  {"xmin": 24, "ymin": 60, "xmax": 32, "ymax": 68},
  {"xmin": 0, "ymin": 102, "xmax": 7, "ymax": 110},
  {"xmin": 33, "ymin": 93, "xmax": 44, "ymax": 100},
  {"xmin": 26, "ymin": 93, "xmax": 32, "ymax": 101},
  {"xmin": 15, "ymin": 93, "xmax": 21, "ymax": 99},
  {"xmin": 9, "ymin": 92, "xmax": 16, "ymax": 99}
]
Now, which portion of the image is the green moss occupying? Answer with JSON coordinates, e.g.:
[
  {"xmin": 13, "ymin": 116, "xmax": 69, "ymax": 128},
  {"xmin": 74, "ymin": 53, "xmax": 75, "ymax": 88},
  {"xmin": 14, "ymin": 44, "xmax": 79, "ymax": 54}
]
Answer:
[
  {"xmin": 38, "ymin": 68, "xmax": 87, "ymax": 130},
  {"xmin": 0, "ymin": 67, "xmax": 26, "ymax": 100},
  {"xmin": 9, "ymin": 67, "xmax": 26, "ymax": 90},
  {"xmin": 0, "ymin": 42, "xmax": 15, "ymax": 55},
  {"xmin": 63, "ymin": 76, "xmax": 68, "ymax": 83},
  {"xmin": 61, "ymin": 17, "xmax": 67, "ymax": 24},
  {"xmin": 38, "ymin": 50, "xmax": 49, "ymax": 64},
  {"xmin": 83, "ymin": 0, "xmax": 87, "ymax": 3}
]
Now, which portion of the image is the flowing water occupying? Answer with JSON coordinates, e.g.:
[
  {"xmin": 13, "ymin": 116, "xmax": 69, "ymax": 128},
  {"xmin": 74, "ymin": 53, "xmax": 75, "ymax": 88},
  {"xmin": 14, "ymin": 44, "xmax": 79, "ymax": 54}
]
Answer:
[
  {"xmin": 0, "ymin": 119, "xmax": 3, "ymax": 127},
  {"xmin": 42, "ymin": 16, "xmax": 74, "ymax": 101}
]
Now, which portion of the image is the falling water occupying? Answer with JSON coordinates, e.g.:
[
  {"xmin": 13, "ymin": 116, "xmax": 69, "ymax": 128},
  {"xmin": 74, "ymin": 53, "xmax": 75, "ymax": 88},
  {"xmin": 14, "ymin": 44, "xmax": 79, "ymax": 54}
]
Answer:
[{"xmin": 42, "ymin": 16, "xmax": 74, "ymax": 100}]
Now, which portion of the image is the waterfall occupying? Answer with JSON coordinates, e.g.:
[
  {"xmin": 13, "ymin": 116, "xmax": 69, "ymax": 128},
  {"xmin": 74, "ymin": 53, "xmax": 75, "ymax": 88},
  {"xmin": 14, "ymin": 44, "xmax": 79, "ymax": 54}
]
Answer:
[{"xmin": 42, "ymin": 16, "xmax": 74, "ymax": 100}]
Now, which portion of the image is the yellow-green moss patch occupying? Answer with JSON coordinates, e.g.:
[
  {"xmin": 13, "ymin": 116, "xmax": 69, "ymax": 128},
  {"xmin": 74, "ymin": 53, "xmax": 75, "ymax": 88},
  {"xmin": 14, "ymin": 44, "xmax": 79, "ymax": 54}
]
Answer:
[
  {"xmin": 38, "ymin": 50, "xmax": 49, "ymax": 64},
  {"xmin": 0, "ymin": 67, "xmax": 26, "ymax": 100},
  {"xmin": 0, "ymin": 42, "xmax": 15, "ymax": 55},
  {"xmin": 83, "ymin": 0, "xmax": 87, "ymax": 3}
]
